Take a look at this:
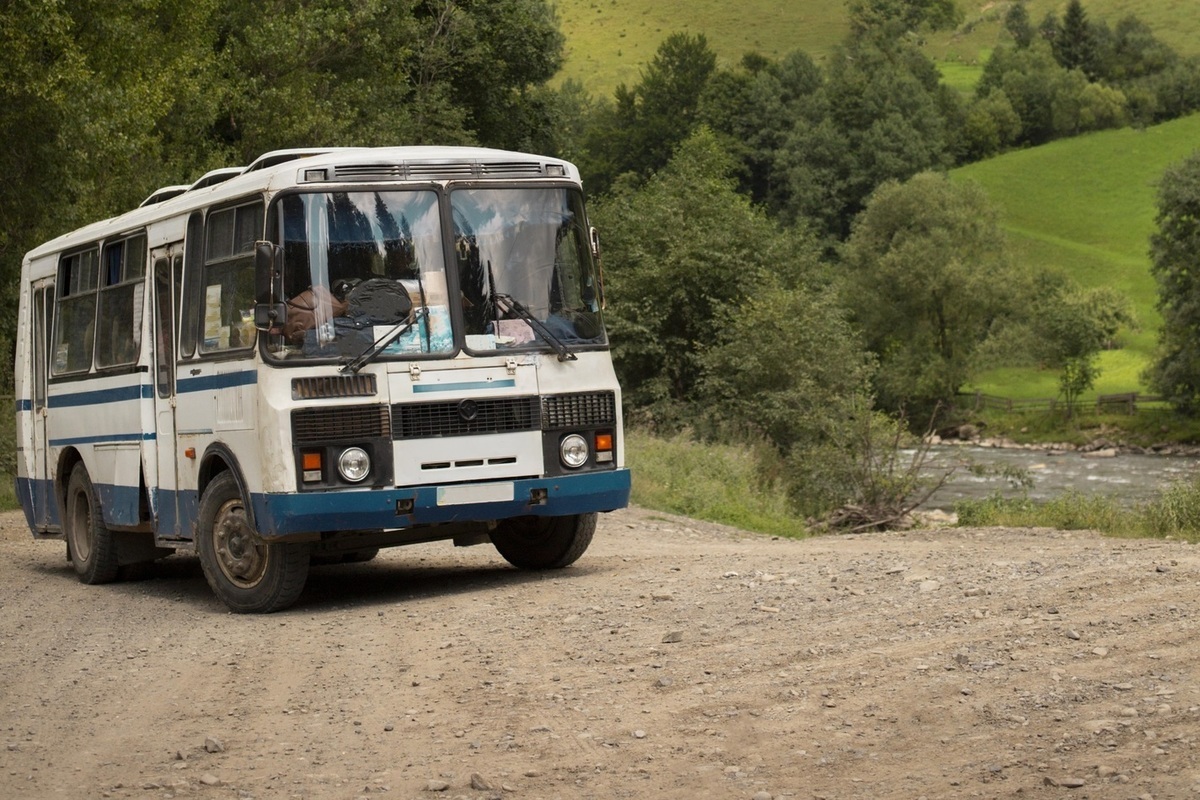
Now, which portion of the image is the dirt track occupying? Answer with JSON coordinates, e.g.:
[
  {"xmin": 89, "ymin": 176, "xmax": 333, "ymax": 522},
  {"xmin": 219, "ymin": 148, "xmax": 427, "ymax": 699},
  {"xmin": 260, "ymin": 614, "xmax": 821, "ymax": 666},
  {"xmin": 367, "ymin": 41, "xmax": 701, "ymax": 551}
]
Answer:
[{"xmin": 3, "ymin": 507, "xmax": 1200, "ymax": 799}]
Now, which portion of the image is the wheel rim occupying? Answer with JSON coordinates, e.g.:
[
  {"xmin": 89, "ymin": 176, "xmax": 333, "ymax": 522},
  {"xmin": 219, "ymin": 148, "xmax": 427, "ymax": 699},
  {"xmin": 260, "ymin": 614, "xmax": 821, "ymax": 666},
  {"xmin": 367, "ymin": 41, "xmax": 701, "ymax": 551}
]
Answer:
[
  {"xmin": 68, "ymin": 486, "xmax": 92, "ymax": 562},
  {"xmin": 211, "ymin": 498, "xmax": 268, "ymax": 589}
]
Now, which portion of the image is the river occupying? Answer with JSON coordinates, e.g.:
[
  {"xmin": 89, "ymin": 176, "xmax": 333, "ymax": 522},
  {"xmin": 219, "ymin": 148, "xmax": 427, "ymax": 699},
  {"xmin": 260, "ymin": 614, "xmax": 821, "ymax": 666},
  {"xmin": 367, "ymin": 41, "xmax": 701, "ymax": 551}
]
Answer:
[{"xmin": 917, "ymin": 444, "xmax": 1200, "ymax": 510}]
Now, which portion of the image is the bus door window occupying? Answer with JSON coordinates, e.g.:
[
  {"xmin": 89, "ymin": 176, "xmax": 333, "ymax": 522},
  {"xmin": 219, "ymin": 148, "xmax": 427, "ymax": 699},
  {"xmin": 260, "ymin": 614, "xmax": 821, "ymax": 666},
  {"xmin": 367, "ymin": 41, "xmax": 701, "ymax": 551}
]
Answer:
[
  {"xmin": 180, "ymin": 213, "xmax": 204, "ymax": 358},
  {"xmin": 52, "ymin": 247, "xmax": 99, "ymax": 375},
  {"xmin": 153, "ymin": 255, "xmax": 177, "ymax": 397},
  {"xmin": 32, "ymin": 286, "xmax": 53, "ymax": 410}
]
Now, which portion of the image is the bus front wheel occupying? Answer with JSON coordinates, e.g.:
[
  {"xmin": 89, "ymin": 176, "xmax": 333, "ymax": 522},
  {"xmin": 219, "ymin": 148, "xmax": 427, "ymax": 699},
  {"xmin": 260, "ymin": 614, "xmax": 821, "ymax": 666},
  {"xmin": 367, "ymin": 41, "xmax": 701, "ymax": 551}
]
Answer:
[
  {"xmin": 490, "ymin": 513, "xmax": 596, "ymax": 570},
  {"xmin": 65, "ymin": 463, "xmax": 120, "ymax": 585},
  {"xmin": 196, "ymin": 472, "xmax": 309, "ymax": 613}
]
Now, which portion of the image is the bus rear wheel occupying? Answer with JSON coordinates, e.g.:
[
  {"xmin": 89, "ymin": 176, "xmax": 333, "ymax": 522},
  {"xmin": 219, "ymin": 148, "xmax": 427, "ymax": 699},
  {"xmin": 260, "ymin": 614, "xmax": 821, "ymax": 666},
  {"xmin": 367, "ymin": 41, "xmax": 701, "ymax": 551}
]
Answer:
[
  {"xmin": 65, "ymin": 463, "xmax": 120, "ymax": 585},
  {"xmin": 490, "ymin": 513, "xmax": 596, "ymax": 570},
  {"xmin": 196, "ymin": 471, "xmax": 309, "ymax": 613}
]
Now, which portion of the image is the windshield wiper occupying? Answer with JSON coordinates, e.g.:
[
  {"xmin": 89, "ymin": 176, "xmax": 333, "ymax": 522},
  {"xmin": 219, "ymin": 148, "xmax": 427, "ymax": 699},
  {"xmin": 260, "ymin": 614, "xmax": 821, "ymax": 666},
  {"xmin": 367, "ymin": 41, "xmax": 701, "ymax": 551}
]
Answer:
[
  {"xmin": 494, "ymin": 292, "xmax": 577, "ymax": 362},
  {"xmin": 340, "ymin": 307, "xmax": 428, "ymax": 374},
  {"xmin": 486, "ymin": 261, "xmax": 576, "ymax": 362}
]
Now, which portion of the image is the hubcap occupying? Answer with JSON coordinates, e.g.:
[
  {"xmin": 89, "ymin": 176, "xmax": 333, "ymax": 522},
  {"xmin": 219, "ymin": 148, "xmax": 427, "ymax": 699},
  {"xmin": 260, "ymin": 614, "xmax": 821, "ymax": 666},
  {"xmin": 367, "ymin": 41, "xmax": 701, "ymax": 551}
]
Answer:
[{"xmin": 212, "ymin": 499, "xmax": 267, "ymax": 588}]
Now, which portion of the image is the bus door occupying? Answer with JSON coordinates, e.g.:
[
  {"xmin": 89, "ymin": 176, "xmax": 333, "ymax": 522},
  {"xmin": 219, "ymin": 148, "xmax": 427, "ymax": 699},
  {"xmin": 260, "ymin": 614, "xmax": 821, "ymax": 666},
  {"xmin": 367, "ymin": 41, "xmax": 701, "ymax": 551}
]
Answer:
[
  {"xmin": 151, "ymin": 246, "xmax": 183, "ymax": 538},
  {"xmin": 29, "ymin": 280, "xmax": 55, "ymax": 529}
]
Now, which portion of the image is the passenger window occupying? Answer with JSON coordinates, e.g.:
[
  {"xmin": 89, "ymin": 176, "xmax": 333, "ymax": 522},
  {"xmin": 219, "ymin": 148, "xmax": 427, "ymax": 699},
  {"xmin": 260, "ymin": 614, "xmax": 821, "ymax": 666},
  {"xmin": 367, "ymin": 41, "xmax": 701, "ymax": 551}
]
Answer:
[
  {"xmin": 200, "ymin": 202, "xmax": 261, "ymax": 353},
  {"xmin": 52, "ymin": 247, "xmax": 99, "ymax": 375},
  {"xmin": 95, "ymin": 234, "xmax": 146, "ymax": 369}
]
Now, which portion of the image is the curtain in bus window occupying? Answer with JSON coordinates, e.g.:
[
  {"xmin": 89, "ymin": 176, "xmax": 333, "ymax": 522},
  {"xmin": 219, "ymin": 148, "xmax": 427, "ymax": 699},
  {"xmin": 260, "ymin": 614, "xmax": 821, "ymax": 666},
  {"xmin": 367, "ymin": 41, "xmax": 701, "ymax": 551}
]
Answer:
[
  {"xmin": 202, "ymin": 203, "xmax": 262, "ymax": 352},
  {"xmin": 53, "ymin": 248, "xmax": 99, "ymax": 374}
]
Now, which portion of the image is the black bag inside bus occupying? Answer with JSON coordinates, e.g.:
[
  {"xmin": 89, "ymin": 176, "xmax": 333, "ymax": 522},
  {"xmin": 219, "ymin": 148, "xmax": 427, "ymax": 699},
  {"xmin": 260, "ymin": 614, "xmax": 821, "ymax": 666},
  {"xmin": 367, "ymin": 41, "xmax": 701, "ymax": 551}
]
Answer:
[{"xmin": 345, "ymin": 278, "xmax": 413, "ymax": 325}]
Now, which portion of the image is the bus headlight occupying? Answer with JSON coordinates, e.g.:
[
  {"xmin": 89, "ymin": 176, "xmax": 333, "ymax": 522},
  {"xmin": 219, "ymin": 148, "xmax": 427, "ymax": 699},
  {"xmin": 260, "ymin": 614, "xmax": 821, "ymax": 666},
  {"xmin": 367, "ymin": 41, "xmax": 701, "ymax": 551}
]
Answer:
[
  {"xmin": 337, "ymin": 447, "xmax": 371, "ymax": 483},
  {"xmin": 559, "ymin": 434, "xmax": 589, "ymax": 469}
]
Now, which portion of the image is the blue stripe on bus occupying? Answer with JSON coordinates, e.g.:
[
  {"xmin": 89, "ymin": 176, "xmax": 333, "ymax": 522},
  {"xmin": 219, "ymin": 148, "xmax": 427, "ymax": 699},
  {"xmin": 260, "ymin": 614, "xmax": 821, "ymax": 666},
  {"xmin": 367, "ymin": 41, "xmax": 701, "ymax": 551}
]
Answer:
[
  {"xmin": 16, "ymin": 399, "xmax": 32, "ymax": 412},
  {"xmin": 49, "ymin": 432, "xmax": 156, "ymax": 446},
  {"xmin": 177, "ymin": 371, "xmax": 258, "ymax": 393},
  {"xmin": 48, "ymin": 384, "xmax": 153, "ymax": 408},
  {"xmin": 412, "ymin": 379, "xmax": 516, "ymax": 394}
]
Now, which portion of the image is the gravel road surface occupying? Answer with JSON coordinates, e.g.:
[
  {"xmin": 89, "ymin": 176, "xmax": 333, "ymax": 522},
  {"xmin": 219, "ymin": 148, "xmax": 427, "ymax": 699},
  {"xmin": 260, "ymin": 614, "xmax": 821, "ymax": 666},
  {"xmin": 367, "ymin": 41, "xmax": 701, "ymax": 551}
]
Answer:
[{"xmin": 2, "ymin": 508, "xmax": 1200, "ymax": 799}]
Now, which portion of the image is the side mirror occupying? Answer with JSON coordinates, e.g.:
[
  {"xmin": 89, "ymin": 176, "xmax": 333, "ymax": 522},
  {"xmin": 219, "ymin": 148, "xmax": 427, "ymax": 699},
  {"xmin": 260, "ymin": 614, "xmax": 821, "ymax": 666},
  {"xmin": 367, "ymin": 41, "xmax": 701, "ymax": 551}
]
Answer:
[{"xmin": 254, "ymin": 241, "xmax": 286, "ymax": 330}]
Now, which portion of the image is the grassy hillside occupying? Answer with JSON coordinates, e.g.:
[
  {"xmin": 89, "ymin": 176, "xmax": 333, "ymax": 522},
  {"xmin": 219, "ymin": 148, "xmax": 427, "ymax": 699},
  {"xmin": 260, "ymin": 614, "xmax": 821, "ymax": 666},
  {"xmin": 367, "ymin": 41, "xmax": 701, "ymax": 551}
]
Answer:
[
  {"xmin": 953, "ymin": 113, "xmax": 1200, "ymax": 399},
  {"xmin": 555, "ymin": 1, "xmax": 1200, "ymax": 98},
  {"xmin": 552, "ymin": 0, "xmax": 848, "ymax": 95}
]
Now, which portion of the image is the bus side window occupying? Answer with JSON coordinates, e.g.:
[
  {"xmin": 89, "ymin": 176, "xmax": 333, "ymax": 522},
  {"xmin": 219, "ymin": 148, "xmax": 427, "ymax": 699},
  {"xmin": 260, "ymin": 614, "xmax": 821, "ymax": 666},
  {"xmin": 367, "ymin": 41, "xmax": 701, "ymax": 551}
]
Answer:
[
  {"xmin": 95, "ymin": 233, "xmax": 146, "ymax": 369},
  {"xmin": 200, "ymin": 202, "xmax": 261, "ymax": 352},
  {"xmin": 52, "ymin": 247, "xmax": 99, "ymax": 375}
]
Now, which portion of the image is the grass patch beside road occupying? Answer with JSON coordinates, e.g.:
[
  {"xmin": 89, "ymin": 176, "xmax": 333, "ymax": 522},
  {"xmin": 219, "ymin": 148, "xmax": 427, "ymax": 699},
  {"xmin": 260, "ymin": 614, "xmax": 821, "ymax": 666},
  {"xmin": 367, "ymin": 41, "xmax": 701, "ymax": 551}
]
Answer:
[
  {"xmin": 625, "ymin": 428, "xmax": 808, "ymax": 539},
  {"xmin": 956, "ymin": 485, "xmax": 1200, "ymax": 544}
]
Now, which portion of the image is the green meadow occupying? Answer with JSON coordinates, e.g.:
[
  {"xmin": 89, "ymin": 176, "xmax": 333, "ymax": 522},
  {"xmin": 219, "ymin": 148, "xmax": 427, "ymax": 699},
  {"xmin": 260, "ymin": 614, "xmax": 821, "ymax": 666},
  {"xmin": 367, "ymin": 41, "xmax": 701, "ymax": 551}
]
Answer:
[
  {"xmin": 552, "ymin": 0, "xmax": 849, "ymax": 95},
  {"xmin": 555, "ymin": 1, "xmax": 1200, "ymax": 99},
  {"xmin": 954, "ymin": 113, "xmax": 1200, "ymax": 399}
]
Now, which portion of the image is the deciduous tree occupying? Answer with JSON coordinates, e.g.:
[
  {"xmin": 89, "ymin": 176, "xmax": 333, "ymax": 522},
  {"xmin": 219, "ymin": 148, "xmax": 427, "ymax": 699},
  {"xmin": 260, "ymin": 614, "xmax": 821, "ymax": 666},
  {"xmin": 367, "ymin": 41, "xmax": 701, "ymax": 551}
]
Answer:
[
  {"xmin": 591, "ymin": 128, "xmax": 817, "ymax": 422},
  {"xmin": 842, "ymin": 172, "xmax": 1019, "ymax": 413},
  {"xmin": 1147, "ymin": 153, "xmax": 1200, "ymax": 412}
]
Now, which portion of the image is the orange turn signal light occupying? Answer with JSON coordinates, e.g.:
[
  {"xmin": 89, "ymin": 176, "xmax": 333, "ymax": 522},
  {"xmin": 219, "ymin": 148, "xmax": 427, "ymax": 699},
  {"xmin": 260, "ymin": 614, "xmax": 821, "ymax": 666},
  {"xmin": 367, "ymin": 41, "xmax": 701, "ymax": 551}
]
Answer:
[
  {"xmin": 302, "ymin": 452, "xmax": 323, "ymax": 471},
  {"xmin": 594, "ymin": 433, "xmax": 613, "ymax": 452}
]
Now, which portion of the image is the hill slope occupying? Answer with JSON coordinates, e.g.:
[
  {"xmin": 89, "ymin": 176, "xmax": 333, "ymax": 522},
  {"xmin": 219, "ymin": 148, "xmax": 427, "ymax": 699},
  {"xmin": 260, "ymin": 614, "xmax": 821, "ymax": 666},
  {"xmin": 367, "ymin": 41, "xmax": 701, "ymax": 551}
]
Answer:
[
  {"xmin": 555, "ymin": 1, "xmax": 1200, "ymax": 98},
  {"xmin": 552, "ymin": 0, "xmax": 848, "ymax": 95},
  {"xmin": 953, "ymin": 113, "xmax": 1200, "ymax": 398}
]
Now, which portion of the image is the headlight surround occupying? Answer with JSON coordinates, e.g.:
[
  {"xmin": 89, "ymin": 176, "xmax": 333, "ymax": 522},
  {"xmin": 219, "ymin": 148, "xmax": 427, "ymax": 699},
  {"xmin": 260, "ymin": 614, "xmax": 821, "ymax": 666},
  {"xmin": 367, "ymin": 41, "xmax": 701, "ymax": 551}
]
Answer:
[
  {"xmin": 559, "ymin": 433, "xmax": 589, "ymax": 469},
  {"xmin": 337, "ymin": 447, "xmax": 371, "ymax": 483}
]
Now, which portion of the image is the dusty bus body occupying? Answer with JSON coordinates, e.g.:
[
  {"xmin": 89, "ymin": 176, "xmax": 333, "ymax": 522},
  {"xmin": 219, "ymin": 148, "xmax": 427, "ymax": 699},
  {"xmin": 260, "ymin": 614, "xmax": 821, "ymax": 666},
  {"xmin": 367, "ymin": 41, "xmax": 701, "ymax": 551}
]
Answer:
[{"xmin": 14, "ymin": 146, "xmax": 629, "ymax": 612}]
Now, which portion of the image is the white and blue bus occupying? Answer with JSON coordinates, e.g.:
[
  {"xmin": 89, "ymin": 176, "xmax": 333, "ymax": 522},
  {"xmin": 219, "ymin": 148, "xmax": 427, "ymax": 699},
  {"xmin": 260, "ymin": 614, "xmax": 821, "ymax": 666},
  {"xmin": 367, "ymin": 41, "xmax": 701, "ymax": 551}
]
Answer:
[{"xmin": 14, "ymin": 146, "xmax": 630, "ymax": 612}]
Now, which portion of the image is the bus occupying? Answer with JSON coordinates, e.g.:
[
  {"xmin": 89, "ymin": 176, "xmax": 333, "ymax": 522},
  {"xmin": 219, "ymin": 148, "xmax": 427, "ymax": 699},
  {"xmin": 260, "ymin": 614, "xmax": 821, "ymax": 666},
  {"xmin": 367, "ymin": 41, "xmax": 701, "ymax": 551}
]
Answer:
[{"xmin": 13, "ymin": 146, "xmax": 630, "ymax": 613}]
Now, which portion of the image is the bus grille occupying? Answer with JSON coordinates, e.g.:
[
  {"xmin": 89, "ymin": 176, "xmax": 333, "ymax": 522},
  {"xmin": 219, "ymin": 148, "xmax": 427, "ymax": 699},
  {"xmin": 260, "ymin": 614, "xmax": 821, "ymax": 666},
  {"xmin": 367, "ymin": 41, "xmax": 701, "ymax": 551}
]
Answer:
[
  {"xmin": 392, "ymin": 397, "xmax": 541, "ymax": 439},
  {"xmin": 293, "ymin": 404, "xmax": 390, "ymax": 444},
  {"xmin": 292, "ymin": 374, "xmax": 377, "ymax": 400},
  {"xmin": 541, "ymin": 392, "xmax": 617, "ymax": 429}
]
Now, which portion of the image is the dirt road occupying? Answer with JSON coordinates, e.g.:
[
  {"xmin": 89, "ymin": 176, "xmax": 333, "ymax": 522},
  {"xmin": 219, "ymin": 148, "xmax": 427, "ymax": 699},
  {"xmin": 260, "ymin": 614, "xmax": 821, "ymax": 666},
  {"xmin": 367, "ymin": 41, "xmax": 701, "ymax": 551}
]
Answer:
[{"xmin": 2, "ymin": 507, "xmax": 1200, "ymax": 800}]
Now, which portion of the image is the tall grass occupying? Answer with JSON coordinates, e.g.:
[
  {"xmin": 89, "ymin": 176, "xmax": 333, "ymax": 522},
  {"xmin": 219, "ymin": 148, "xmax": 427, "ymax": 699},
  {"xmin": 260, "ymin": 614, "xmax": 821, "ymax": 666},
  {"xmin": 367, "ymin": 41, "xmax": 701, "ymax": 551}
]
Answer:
[
  {"xmin": 625, "ymin": 428, "xmax": 809, "ymax": 538},
  {"xmin": 956, "ymin": 482, "xmax": 1200, "ymax": 543}
]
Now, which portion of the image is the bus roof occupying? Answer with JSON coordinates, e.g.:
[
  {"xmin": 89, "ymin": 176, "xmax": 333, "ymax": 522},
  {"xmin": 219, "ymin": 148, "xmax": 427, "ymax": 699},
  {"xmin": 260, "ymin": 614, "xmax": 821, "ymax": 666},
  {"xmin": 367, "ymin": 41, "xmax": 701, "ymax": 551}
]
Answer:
[{"xmin": 25, "ymin": 146, "xmax": 582, "ymax": 262}]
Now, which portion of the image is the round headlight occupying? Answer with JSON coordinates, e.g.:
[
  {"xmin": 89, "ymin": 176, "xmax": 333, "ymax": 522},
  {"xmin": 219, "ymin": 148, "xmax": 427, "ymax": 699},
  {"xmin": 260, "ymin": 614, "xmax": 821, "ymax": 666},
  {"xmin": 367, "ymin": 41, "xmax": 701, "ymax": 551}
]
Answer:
[
  {"xmin": 559, "ymin": 433, "xmax": 589, "ymax": 469},
  {"xmin": 337, "ymin": 447, "xmax": 371, "ymax": 483}
]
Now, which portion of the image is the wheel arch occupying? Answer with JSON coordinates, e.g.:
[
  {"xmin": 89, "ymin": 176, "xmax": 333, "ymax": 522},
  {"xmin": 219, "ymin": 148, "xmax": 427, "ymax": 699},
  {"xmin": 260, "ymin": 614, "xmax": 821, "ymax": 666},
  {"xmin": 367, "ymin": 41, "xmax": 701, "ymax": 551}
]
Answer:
[
  {"xmin": 55, "ymin": 447, "xmax": 86, "ymax": 519},
  {"xmin": 198, "ymin": 443, "xmax": 257, "ymax": 532}
]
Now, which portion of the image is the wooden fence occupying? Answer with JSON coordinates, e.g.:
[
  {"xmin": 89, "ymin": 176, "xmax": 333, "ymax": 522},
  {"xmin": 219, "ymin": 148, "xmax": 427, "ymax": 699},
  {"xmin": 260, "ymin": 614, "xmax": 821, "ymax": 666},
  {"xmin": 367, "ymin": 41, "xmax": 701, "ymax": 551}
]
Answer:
[{"xmin": 956, "ymin": 391, "xmax": 1166, "ymax": 415}]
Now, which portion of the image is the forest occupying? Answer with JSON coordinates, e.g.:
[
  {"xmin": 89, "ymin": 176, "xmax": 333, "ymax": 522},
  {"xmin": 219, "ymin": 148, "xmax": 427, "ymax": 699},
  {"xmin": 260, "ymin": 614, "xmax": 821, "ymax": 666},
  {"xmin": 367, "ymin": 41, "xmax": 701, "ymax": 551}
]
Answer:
[{"xmin": 5, "ymin": 0, "xmax": 1200, "ymax": 526}]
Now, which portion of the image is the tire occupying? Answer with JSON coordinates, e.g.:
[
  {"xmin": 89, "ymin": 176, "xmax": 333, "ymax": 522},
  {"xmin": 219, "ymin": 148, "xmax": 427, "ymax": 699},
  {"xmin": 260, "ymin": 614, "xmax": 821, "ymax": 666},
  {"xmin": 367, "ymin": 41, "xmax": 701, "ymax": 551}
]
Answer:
[
  {"xmin": 64, "ymin": 463, "xmax": 120, "ymax": 585},
  {"xmin": 490, "ymin": 513, "xmax": 596, "ymax": 570},
  {"xmin": 196, "ymin": 472, "xmax": 309, "ymax": 613}
]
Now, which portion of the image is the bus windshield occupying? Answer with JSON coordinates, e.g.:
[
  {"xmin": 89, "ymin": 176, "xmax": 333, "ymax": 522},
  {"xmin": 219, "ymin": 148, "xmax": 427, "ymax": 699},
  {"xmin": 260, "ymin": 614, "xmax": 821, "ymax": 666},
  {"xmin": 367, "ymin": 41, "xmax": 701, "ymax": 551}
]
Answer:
[
  {"xmin": 266, "ymin": 186, "xmax": 605, "ymax": 361},
  {"xmin": 270, "ymin": 189, "xmax": 452, "ymax": 359},
  {"xmin": 452, "ymin": 187, "xmax": 605, "ymax": 354}
]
